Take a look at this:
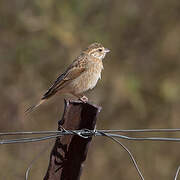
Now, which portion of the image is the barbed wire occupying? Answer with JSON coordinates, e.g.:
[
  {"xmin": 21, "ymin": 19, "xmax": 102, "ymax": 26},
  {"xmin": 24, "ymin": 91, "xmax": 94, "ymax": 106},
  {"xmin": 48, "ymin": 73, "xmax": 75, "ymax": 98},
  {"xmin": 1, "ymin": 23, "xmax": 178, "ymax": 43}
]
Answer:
[
  {"xmin": 1, "ymin": 128, "xmax": 180, "ymax": 180},
  {"xmin": 2, "ymin": 128, "xmax": 180, "ymax": 145}
]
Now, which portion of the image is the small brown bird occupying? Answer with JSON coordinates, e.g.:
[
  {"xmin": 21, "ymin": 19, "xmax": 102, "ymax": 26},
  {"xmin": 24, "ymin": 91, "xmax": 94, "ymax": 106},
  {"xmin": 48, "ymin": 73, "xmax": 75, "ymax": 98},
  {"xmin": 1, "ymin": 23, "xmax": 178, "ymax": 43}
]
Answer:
[{"xmin": 26, "ymin": 42, "xmax": 110, "ymax": 114}]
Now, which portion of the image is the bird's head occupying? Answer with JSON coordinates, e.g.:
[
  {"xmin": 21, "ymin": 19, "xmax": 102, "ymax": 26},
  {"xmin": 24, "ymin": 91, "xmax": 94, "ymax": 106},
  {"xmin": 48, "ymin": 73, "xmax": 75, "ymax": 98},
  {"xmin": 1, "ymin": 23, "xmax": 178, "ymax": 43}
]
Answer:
[{"xmin": 84, "ymin": 42, "xmax": 110, "ymax": 60}]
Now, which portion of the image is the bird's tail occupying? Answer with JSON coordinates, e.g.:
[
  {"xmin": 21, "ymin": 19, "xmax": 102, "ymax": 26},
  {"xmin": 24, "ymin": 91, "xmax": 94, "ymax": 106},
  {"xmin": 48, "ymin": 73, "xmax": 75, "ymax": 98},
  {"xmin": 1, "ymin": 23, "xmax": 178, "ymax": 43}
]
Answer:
[{"xmin": 25, "ymin": 99, "xmax": 46, "ymax": 115}]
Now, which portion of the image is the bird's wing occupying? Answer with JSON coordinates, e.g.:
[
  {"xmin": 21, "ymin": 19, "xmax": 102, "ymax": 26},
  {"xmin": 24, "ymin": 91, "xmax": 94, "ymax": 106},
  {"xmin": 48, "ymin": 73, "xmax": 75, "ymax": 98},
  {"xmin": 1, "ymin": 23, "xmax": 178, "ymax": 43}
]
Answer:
[{"xmin": 42, "ymin": 54, "xmax": 87, "ymax": 99}]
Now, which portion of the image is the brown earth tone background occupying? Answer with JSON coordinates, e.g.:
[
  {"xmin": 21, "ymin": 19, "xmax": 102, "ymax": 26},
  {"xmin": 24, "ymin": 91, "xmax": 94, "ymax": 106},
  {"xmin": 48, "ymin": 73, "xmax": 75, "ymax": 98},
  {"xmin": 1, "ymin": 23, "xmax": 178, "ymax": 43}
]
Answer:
[{"xmin": 1, "ymin": 0, "xmax": 180, "ymax": 179}]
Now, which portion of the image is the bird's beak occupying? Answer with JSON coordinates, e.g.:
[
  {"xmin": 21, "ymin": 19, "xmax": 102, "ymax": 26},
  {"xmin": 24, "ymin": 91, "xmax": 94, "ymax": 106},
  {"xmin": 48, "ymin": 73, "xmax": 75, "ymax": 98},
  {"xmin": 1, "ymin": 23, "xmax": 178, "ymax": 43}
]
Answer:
[{"xmin": 104, "ymin": 48, "xmax": 110, "ymax": 53}]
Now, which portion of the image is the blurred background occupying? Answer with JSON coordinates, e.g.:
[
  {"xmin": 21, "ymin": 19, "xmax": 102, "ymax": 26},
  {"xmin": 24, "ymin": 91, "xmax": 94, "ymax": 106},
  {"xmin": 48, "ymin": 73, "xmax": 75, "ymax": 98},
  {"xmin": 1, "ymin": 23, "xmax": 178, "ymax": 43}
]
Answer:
[{"xmin": 1, "ymin": 0, "xmax": 180, "ymax": 179}]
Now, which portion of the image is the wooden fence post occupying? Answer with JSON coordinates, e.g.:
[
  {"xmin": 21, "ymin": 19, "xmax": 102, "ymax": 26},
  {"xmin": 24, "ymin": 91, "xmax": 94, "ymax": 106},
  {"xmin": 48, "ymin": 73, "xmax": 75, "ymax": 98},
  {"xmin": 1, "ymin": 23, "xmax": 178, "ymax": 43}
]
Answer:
[{"xmin": 44, "ymin": 99, "xmax": 101, "ymax": 180}]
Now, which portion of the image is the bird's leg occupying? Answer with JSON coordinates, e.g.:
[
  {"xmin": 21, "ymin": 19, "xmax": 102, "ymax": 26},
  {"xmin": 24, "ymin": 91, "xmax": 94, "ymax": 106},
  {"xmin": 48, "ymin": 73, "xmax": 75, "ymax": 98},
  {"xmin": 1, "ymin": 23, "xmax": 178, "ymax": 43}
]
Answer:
[
  {"xmin": 79, "ymin": 95, "xmax": 88, "ymax": 103},
  {"xmin": 72, "ymin": 93, "xmax": 88, "ymax": 103}
]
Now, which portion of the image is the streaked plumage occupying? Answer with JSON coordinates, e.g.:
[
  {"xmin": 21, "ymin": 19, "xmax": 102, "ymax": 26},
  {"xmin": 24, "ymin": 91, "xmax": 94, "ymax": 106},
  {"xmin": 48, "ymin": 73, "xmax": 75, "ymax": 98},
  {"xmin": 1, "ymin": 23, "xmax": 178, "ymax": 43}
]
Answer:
[{"xmin": 26, "ymin": 42, "xmax": 110, "ymax": 114}]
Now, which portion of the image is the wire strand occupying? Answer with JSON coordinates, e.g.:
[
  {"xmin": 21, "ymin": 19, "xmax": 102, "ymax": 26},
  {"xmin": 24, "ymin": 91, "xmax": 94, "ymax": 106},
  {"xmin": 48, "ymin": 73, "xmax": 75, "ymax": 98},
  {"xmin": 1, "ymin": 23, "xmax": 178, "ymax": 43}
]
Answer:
[
  {"xmin": 174, "ymin": 165, "xmax": 180, "ymax": 180},
  {"xmin": 1, "ymin": 128, "xmax": 180, "ymax": 180},
  {"xmin": 100, "ymin": 128, "xmax": 180, "ymax": 133},
  {"xmin": 25, "ymin": 141, "xmax": 54, "ymax": 180},
  {"xmin": 1, "ymin": 128, "xmax": 180, "ymax": 137},
  {"xmin": 99, "ymin": 131, "xmax": 144, "ymax": 180},
  {"xmin": 2, "ymin": 129, "xmax": 180, "ymax": 144}
]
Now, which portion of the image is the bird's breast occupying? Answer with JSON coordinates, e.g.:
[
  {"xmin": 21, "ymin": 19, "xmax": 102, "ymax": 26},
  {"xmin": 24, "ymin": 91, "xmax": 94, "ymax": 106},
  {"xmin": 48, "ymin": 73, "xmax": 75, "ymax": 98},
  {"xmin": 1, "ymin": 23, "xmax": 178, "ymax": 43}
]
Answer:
[
  {"xmin": 70, "ymin": 60, "xmax": 103, "ymax": 94},
  {"xmin": 86, "ymin": 67, "xmax": 102, "ymax": 89}
]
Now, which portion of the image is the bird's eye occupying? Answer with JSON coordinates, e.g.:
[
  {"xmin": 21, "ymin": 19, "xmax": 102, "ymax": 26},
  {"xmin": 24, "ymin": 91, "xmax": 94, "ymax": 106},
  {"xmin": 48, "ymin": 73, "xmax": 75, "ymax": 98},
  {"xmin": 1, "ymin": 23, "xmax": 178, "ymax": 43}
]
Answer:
[{"xmin": 98, "ymin": 48, "xmax": 102, "ymax": 52}]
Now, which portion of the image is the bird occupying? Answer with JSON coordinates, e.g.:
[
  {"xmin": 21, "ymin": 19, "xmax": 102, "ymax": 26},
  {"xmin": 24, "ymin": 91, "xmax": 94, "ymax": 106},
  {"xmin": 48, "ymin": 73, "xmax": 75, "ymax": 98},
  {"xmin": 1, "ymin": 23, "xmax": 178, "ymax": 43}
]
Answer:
[{"xmin": 25, "ymin": 42, "xmax": 110, "ymax": 114}]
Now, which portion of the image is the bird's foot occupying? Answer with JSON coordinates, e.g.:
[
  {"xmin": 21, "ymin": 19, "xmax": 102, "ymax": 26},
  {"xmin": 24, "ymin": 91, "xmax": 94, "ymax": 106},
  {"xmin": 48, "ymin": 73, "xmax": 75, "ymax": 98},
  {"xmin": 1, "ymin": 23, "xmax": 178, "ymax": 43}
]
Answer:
[{"xmin": 79, "ymin": 96, "xmax": 88, "ymax": 103}]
